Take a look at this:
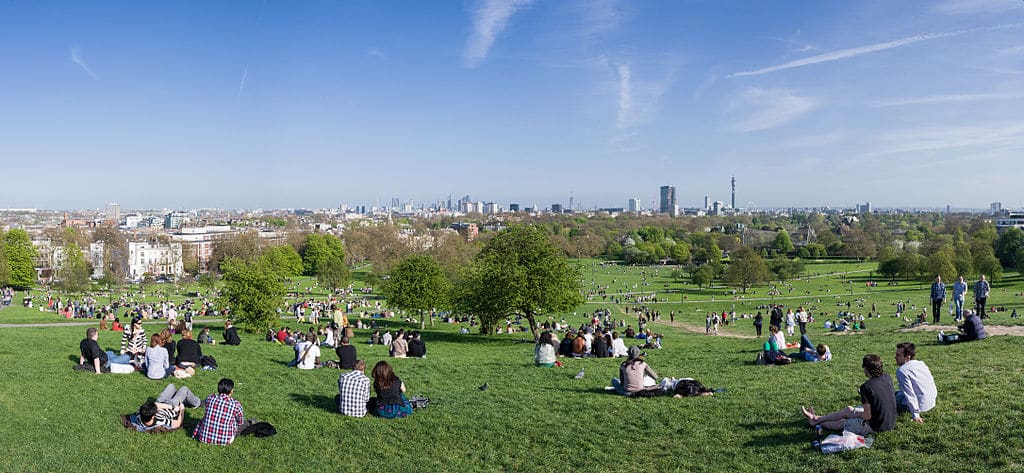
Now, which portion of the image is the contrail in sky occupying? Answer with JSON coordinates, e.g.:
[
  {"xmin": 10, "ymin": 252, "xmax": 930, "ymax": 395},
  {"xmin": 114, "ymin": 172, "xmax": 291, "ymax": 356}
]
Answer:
[
  {"xmin": 70, "ymin": 46, "xmax": 98, "ymax": 79},
  {"xmin": 237, "ymin": 67, "xmax": 248, "ymax": 99}
]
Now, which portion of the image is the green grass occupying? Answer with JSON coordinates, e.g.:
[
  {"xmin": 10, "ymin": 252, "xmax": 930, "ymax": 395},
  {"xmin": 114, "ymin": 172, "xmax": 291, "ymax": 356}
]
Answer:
[{"xmin": 2, "ymin": 261, "xmax": 1024, "ymax": 472}]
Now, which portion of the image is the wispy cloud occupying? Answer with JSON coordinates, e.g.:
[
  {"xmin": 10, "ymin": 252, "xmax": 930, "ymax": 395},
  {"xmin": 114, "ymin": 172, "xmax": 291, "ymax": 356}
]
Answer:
[
  {"xmin": 579, "ymin": 0, "xmax": 625, "ymax": 39},
  {"xmin": 616, "ymin": 64, "xmax": 632, "ymax": 129},
  {"xmin": 871, "ymin": 92, "xmax": 1024, "ymax": 107},
  {"xmin": 70, "ymin": 46, "xmax": 98, "ymax": 79},
  {"xmin": 727, "ymin": 87, "xmax": 818, "ymax": 132},
  {"xmin": 867, "ymin": 123, "xmax": 1024, "ymax": 157},
  {"xmin": 237, "ymin": 67, "xmax": 248, "ymax": 100},
  {"xmin": 463, "ymin": 0, "xmax": 534, "ymax": 68},
  {"xmin": 997, "ymin": 44, "xmax": 1024, "ymax": 55},
  {"xmin": 933, "ymin": 0, "xmax": 1022, "ymax": 15},
  {"xmin": 364, "ymin": 47, "xmax": 386, "ymax": 60},
  {"xmin": 731, "ymin": 23, "xmax": 1024, "ymax": 78}
]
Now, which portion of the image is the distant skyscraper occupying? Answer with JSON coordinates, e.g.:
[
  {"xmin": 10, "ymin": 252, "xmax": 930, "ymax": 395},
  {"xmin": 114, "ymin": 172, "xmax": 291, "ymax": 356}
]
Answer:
[
  {"xmin": 704, "ymin": 195, "xmax": 710, "ymax": 211},
  {"xmin": 731, "ymin": 176, "xmax": 736, "ymax": 209},
  {"xmin": 509, "ymin": 203, "xmax": 520, "ymax": 212},
  {"xmin": 106, "ymin": 203, "xmax": 120, "ymax": 223},
  {"xmin": 628, "ymin": 198, "xmax": 640, "ymax": 212},
  {"xmin": 991, "ymin": 202, "xmax": 1002, "ymax": 214},
  {"xmin": 551, "ymin": 204, "xmax": 563, "ymax": 213},
  {"xmin": 659, "ymin": 186, "xmax": 676, "ymax": 214}
]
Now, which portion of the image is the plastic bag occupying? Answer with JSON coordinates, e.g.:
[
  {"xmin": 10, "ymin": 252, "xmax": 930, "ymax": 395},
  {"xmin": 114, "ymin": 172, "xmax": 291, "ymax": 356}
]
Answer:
[{"xmin": 819, "ymin": 430, "xmax": 874, "ymax": 454}]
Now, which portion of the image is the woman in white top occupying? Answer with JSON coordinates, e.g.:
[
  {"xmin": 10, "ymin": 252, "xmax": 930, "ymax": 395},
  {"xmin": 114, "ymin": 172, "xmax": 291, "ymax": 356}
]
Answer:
[{"xmin": 610, "ymin": 332, "xmax": 629, "ymax": 357}]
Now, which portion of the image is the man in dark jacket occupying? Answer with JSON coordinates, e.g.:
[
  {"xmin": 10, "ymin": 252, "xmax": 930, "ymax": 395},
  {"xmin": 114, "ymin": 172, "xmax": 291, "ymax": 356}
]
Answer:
[
  {"xmin": 938, "ymin": 310, "xmax": 987, "ymax": 344},
  {"xmin": 407, "ymin": 332, "xmax": 426, "ymax": 358},
  {"xmin": 335, "ymin": 336, "xmax": 358, "ymax": 368},
  {"xmin": 222, "ymin": 320, "xmax": 241, "ymax": 345}
]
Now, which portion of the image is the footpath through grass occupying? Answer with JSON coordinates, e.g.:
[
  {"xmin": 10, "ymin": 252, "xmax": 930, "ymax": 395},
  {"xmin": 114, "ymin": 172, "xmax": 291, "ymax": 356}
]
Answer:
[{"xmin": 2, "ymin": 261, "xmax": 1023, "ymax": 472}]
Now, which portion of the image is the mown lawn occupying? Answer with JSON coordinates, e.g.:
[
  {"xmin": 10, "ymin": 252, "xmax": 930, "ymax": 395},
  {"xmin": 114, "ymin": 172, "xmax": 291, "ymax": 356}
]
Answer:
[{"xmin": 1, "ymin": 261, "xmax": 1023, "ymax": 472}]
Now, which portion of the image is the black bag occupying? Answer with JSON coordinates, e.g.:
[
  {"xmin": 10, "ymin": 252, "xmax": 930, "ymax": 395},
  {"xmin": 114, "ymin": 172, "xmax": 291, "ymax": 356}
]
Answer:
[
  {"xmin": 239, "ymin": 421, "xmax": 276, "ymax": 438},
  {"xmin": 408, "ymin": 396, "xmax": 430, "ymax": 409},
  {"xmin": 200, "ymin": 355, "xmax": 218, "ymax": 369},
  {"xmin": 673, "ymin": 379, "xmax": 713, "ymax": 397}
]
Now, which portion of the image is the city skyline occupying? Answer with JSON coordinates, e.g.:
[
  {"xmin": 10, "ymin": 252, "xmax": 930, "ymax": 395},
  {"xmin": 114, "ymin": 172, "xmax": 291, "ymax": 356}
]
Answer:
[{"xmin": 2, "ymin": 1, "xmax": 1023, "ymax": 210}]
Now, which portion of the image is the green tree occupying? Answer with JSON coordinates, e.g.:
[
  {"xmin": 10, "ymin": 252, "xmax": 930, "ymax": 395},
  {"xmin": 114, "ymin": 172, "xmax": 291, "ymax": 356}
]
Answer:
[
  {"xmin": 218, "ymin": 257, "xmax": 285, "ymax": 333},
  {"xmin": 302, "ymin": 233, "xmax": 346, "ymax": 276},
  {"xmin": 670, "ymin": 267, "xmax": 686, "ymax": 283},
  {"xmin": 690, "ymin": 233, "xmax": 722, "ymax": 265},
  {"xmin": 57, "ymin": 242, "xmax": 91, "ymax": 293},
  {"xmin": 724, "ymin": 246, "xmax": 770, "ymax": 293},
  {"xmin": 953, "ymin": 240, "xmax": 973, "ymax": 277},
  {"xmin": 211, "ymin": 231, "xmax": 261, "ymax": 270},
  {"xmin": 317, "ymin": 256, "xmax": 351, "ymax": 294},
  {"xmin": 0, "ymin": 230, "xmax": 10, "ymax": 287},
  {"xmin": 974, "ymin": 254, "xmax": 1002, "ymax": 282},
  {"xmin": 996, "ymin": 227, "xmax": 1024, "ymax": 268},
  {"xmin": 259, "ymin": 245, "xmax": 304, "ymax": 278},
  {"xmin": 691, "ymin": 264, "xmax": 715, "ymax": 290},
  {"xmin": 4, "ymin": 228, "xmax": 37, "ymax": 289},
  {"xmin": 927, "ymin": 251, "xmax": 957, "ymax": 283},
  {"xmin": 771, "ymin": 230, "xmax": 794, "ymax": 255},
  {"xmin": 382, "ymin": 254, "xmax": 452, "ymax": 329},
  {"xmin": 768, "ymin": 257, "xmax": 805, "ymax": 283},
  {"xmin": 667, "ymin": 242, "xmax": 691, "ymax": 264},
  {"xmin": 897, "ymin": 252, "xmax": 922, "ymax": 280},
  {"xmin": 455, "ymin": 225, "xmax": 582, "ymax": 340}
]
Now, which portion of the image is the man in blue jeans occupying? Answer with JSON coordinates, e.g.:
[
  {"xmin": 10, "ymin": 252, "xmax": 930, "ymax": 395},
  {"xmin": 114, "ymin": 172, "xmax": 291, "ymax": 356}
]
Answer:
[
  {"xmin": 79, "ymin": 327, "xmax": 132, "ymax": 373},
  {"xmin": 930, "ymin": 275, "xmax": 946, "ymax": 325},
  {"xmin": 952, "ymin": 276, "xmax": 968, "ymax": 323}
]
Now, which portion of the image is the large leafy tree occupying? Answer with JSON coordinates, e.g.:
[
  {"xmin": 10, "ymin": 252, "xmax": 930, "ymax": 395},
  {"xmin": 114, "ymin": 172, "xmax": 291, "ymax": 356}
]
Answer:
[
  {"xmin": 57, "ymin": 242, "xmax": 91, "ymax": 293},
  {"xmin": 691, "ymin": 263, "xmax": 715, "ymax": 290},
  {"xmin": 218, "ymin": 257, "xmax": 285, "ymax": 333},
  {"xmin": 302, "ymin": 233, "xmax": 346, "ymax": 276},
  {"xmin": 4, "ymin": 228, "xmax": 37, "ymax": 289},
  {"xmin": 259, "ymin": 245, "xmax": 304, "ymax": 278},
  {"xmin": 456, "ymin": 225, "xmax": 582, "ymax": 341},
  {"xmin": 771, "ymin": 230, "xmax": 794, "ymax": 255},
  {"xmin": 317, "ymin": 256, "xmax": 351, "ymax": 294},
  {"xmin": 382, "ymin": 254, "xmax": 451, "ymax": 329},
  {"xmin": 724, "ymin": 246, "xmax": 770, "ymax": 293}
]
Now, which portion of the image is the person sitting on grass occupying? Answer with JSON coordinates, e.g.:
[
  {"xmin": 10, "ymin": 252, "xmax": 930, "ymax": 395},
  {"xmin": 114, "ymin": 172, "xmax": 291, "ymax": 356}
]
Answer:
[
  {"xmin": 789, "ymin": 334, "xmax": 831, "ymax": 362},
  {"xmin": 535, "ymin": 331, "xmax": 558, "ymax": 367},
  {"xmin": 610, "ymin": 332, "xmax": 628, "ymax": 358},
  {"xmin": 559, "ymin": 332, "xmax": 575, "ymax": 357},
  {"xmin": 293, "ymin": 333, "xmax": 321, "ymax": 369},
  {"xmin": 894, "ymin": 342, "xmax": 936, "ymax": 423},
  {"xmin": 800, "ymin": 354, "xmax": 897, "ymax": 435},
  {"xmin": 337, "ymin": 360, "xmax": 370, "ymax": 417},
  {"xmin": 371, "ymin": 361, "xmax": 414, "ymax": 419},
  {"xmin": 335, "ymin": 336, "xmax": 357, "ymax": 370},
  {"xmin": 222, "ymin": 320, "xmax": 241, "ymax": 345},
  {"xmin": 763, "ymin": 326, "xmax": 791, "ymax": 365},
  {"xmin": 78, "ymin": 327, "xmax": 132, "ymax": 374},
  {"xmin": 121, "ymin": 316, "xmax": 147, "ymax": 367},
  {"xmin": 145, "ymin": 333, "xmax": 171, "ymax": 380},
  {"xmin": 938, "ymin": 310, "xmax": 987, "ymax": 344},
  {"xmin": 390, "ymin": 329, "xmax": 409, "ymax": 358},
  {"xmin": 126, "ymin": 383, "xmax": 202, "ymax": 432},
  {"xmin": 571, "ymin": 332, "xmax": 587, "ymax": 358},
  {"xmin": 407, "ymin": 331, "xmax": 426, "ymax": 358},
  {"xmin": 612, "ymin": 346, "xmax": 660, "ymax": 396},
  {"xmin": 175, "ymin": 329, "xmax": 202, "ymax": 370},
  {"xmin": 193, "ymin": 378, "xmax": 246, "ymax": 445}
]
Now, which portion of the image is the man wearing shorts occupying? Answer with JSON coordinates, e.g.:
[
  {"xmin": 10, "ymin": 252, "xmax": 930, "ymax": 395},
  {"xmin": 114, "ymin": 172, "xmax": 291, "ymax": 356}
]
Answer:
[{"xmin": 800, "ymin": 354, "xmax": 897, "ymax": 435}]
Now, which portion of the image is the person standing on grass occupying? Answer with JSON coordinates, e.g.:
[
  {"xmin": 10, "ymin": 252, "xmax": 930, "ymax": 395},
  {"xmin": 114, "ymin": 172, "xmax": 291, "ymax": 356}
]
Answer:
[
  {"xmin": 894, "ymin": 342, "xmax": 936, "ymax": 423},
  {"xmin": 930, "ymin": 276, "xmax": 946, "ymax": 325},
  {"xmin": 785, "ymin": 309, "xmax": 796, "ymax": 337},
  {"xmin": 800, "ymin": 354, "xmax": 897, "ymax": 435},
  {"xmin": 193, "ymin": 378, "xmax": 246, "ymax": 445},
  {"xmin": 974, "ymin": 275, "xmax": 990, "ymax": 317},
  {"xmin": 952, "ymin": 276, "xmax": 968, "ymax": 323},
  {"xmin": 753, "ymin": 312, "xmax": 763, "ymax": 337},
  {"xmin": 796, "ymin": 307, "xmax": 809, "ymax": 335},
  {"xmin": 79, "ymin": 327, "xmax": 132, "ymax": 373},
  {"xmin": 337, "ymin": 360, "xmax": 370, "ymax": 417}
]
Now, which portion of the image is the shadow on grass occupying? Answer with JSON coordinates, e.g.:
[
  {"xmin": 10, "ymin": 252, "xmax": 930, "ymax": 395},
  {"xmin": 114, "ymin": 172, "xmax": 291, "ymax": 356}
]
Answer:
[
  {"xmin": 741, "ymin": 419, "xmax": 814, "ymax": 448},
  {"xmin": 289, "ymin": 392, "xmax": 337, "ymax": 413}
]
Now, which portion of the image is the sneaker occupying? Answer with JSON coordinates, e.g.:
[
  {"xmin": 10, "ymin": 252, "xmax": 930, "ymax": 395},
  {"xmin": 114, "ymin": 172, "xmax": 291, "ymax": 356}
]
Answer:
[{"xmin": 937, "ymin": 331, "xmax": 945, "ymax": 343}]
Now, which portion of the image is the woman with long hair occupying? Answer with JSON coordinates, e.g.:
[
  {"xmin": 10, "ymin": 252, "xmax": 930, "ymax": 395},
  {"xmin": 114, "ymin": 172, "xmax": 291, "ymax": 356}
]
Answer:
[
  {"xmin": 371, "ymin": 361, "xmax": 413, "ymax": 418},
  {"xmin": 121, "ymin": 317, "xmax": 147, "ymax": 367},
  {"xmin": 145, "ymin": 333, "xmax": 170, "ymax": 380}
]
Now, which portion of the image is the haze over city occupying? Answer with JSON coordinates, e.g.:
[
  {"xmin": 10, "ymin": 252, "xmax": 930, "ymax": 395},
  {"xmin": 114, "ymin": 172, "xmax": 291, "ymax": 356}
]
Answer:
[{"xmin": 1, "ymin": 1, "xmax": 1023, "ymax": 210}]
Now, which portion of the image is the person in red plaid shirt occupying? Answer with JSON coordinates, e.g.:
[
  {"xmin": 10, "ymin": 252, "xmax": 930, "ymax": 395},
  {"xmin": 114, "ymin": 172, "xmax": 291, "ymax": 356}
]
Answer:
[{"xmin": 193, "ymin": 378, "xmax": 245, "ymax": 445}]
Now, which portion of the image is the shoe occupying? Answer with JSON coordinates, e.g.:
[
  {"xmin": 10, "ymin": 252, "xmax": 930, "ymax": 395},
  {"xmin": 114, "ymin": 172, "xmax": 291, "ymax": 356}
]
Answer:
[{"xmin": 937, "ymin": 331, "xmax": 944, "ymax": 343}]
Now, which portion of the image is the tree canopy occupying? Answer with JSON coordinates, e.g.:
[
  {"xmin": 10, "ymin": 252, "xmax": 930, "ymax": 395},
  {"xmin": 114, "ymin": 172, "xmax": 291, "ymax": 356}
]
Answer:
[
  {"xmin": 302, "ymin": 233, "xmax": 346, "ymax": 276},
  {"xmin": 4, "ymin": 228, "xmax": 37, "ymax": 288},
  {"xmin": 455, "ymin": 225, "xmax": 582, "ymax": 340},
  {"xmin": 317, "ymin": 256, "xmax": 351, "ymax": 293},
  {"xmin": 218, "ymin": 257, "xmax": 285, "ymax": 333},
  {"xmin": 724, "ymin": 246, "xmax": 770, "ymax": 293},
  {"xmin": 382, "ymin": 254, "xmax": 452, "ymax": 329}
]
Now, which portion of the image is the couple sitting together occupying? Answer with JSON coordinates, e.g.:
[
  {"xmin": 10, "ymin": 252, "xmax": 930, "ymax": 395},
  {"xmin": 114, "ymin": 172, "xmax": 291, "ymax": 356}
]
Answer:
[{"xmin": 609, "ymin": 346, "xmax": 714, "ymax": 398}]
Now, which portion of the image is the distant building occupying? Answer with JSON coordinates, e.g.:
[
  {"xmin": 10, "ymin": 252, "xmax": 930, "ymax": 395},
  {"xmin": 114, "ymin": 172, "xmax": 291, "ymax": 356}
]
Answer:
[
  {"xmin": 450, "ymin": 222, "xmax": 478, "ymax": 242},
  {"xmin": 712, "ymin": 201, "xmax": 724, "ymax": 215},
  {"xmin": 164, "ymin": 212, "xmax": 189, "ymax": 229},
  {"xmin": 996, "ymin": 213, "xmax": 1024, "ymax": 234},
  {"xmin": 89, "ymin": 242, "xmax": 105, "ymax": 278},
  {"xmin": 551, "ymin": 204, "xmax": 563, "ymax": 213},
  {"xmin": 856, "ymin": 202, "xmax": 872, "ymax": 213},
  {"xmin": 628, "ymin": 198, "xmax": 640, "ymax": 212},
  {"xmin": 483, "ymin": 202, "xmax": 499, "ymax": 215},
  {"xmin": 127, "ymin": 241, "xmax": 183, "ymax": 279},
  {"xmin": 106, "ymin": 203, "xmax": 120, "ymax": 223},
  {"xmin": 704, "ymin": 195, "xmax": 711, "ymax": 211},
  {"xmin": 659, "ymin": 186, "xmax": 677, "ymax": 214},
  {"xmin": 509, "ymin": 203, "xmax": 520, "ymax": 212},
  {"xmin": 991, "ymin": 202, "xmax": 1002, "ymax": 215}
]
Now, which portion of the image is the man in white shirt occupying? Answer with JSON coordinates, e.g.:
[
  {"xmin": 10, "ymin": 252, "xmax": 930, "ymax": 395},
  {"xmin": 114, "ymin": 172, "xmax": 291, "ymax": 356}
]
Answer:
[
  {"xmin": 894, "ymin": 342, "xmax": 937, "ymax": 423},
  {"xmin": 296, "ymin": 333, "xmax": 321, "ymax": 370}
]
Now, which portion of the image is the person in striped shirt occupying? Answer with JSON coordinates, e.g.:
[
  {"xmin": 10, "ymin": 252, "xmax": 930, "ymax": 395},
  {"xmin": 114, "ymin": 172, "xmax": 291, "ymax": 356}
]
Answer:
[{"xmin": 193, "ymin": 378, "xmax": 245, "ymax": 445}]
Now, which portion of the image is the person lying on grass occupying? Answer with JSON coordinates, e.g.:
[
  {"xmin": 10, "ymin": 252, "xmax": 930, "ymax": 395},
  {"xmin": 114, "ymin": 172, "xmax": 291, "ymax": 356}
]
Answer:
[
  {"xmin": 788, "ymin": 335, "xmax": 831, "ymax": 362},
  {"xmin": 801, "ymin": 354, "xmax": 897, "ymax": 435},
  {"xmin": 126, "ymin": 383, "xmax": 202, "ymax": 432}
]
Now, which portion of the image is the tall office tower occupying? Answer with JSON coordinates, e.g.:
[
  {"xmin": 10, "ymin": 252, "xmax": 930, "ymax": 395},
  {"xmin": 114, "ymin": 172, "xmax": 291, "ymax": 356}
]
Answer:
[
  {"xmin": 447, "ymin": 194, "xmax": 453, "ymax": 211},
  {"xmin": 704, "ymin": 195, "xmax": 710, "ymax": 211},
  {"xmin": 731, "ymin": 176, "xmax": 736, "ymax": 209},
  {"xmin": 659, "ymin": 186, "xmax": 676, "ymax": 214},
  {"xmin": 991, "ymin": 202, "xmax": 1002, "ymax": 214},
  {"xmin": 628, "ymin": 198, "xmax": 640, "ymax": 212},
  {"xmin": 106, "ymin": 203, "xmax": 120, "ymax": 223}
]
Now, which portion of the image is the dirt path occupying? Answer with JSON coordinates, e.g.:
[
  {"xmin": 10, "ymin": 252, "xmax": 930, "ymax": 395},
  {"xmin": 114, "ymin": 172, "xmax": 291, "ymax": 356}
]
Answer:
[
  {"xmin": 0, "ymin": 319, "xmax": 225, "ymax": 329},
  {"xmin": 655, "ymin": 320, "xmax": 757, "ymax": 339}
]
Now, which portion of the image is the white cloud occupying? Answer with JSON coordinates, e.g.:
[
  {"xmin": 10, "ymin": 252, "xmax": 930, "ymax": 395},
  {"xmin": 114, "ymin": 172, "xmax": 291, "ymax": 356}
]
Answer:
[
  {"xmin": 868, "ymin": 123, "xmax": 1024, "ymax": 156},
  {"xmin": 70, "ymin": 46, "xmax": 98, "ymax": 79},
  {"xmin": 997, "ymin": 44, "xmax": 1024, "ymax": 55},
  {"xmin": 364, "ymin": 47, "xmax": 386, "ymax": 60},
  {"xmin": 731, "ymin": 23, "xmax": 1024, "ymax": 78},
  {"xmin": 579, "ymin": 0, "xmax": 625, "ymax": 39},
  {"xmin": 871, "ymin": 92, "xmax": 1024, "ymax": 107},
  {"xmin": 463, "ymin": 0, "xmax": 534, "ymax": 68},
  {"xmin": 727, "ymin": 88, "xmax": 819, "ymax": 132},
  {"xmin": 933, "ymin": 0, "xmax": 1021, "ymax": 15},
  {"xmin": 616, "ymin": 64, "xmax": 632, "ymax": 128}
]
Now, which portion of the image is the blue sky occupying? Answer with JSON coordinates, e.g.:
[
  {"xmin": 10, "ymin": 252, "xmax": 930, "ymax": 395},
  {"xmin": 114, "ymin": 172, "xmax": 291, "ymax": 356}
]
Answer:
[{"xmin": 1, "ymin": 0, "xmax": 1023, "ymax": 210}]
